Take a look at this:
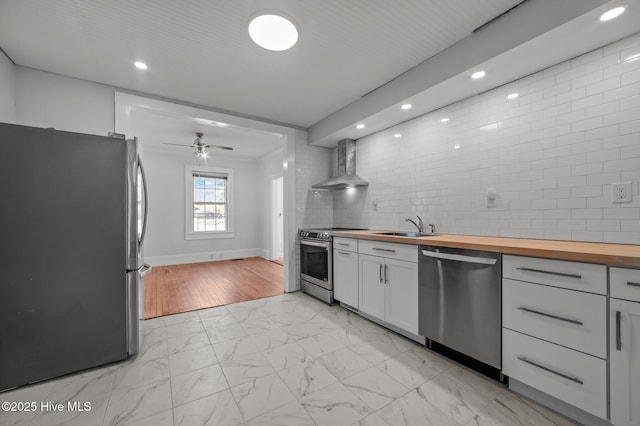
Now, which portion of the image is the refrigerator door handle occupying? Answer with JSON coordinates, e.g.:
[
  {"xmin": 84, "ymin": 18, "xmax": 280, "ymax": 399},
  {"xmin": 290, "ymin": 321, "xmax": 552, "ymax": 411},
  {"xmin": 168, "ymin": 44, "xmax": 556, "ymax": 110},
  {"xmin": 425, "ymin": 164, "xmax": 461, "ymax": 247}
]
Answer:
[{"xmin": 138, "ymin": 157, "xmax": 149, "ymax": 249}]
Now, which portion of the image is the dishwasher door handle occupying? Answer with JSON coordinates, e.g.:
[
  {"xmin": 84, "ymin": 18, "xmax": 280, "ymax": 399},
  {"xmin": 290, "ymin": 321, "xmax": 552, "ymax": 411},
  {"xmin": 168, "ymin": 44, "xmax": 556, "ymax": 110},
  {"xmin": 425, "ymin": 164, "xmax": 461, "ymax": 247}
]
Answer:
[{"xmin": 421, "ymin": 250, "xmax": 497, "ymax": 265}]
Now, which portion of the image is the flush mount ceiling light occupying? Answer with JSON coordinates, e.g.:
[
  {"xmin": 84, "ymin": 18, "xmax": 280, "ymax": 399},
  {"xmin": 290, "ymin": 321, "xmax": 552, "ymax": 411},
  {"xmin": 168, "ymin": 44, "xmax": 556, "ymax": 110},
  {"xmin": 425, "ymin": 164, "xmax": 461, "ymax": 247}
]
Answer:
[
  {"xmin": 394, "ymin": 133, "xmax": 402, "ymax": 138},
  {"xmin": 356, "ymin": 124, "xmax": 365, "ymax": 129},
  {"xmin": 440, "ymin": 118, "xmax": 450, "ymax": 123},
  {"xmin": 471, "ymin": 71, "xmax": 486, "ymax": 79},
  {"xmin": 134, "ymin": 61, "xmax": 148, "ymax": 70},
  {"xmin": 401, "ymin": 103, "xmax": 412, "ymax": 110},
  {"xmin": 248, "ymin": 13, "xmax": 298, "ymax": 51},
  {"xmin": 507, "ymin": 93, "xmax": 519, "ymax": 100},
  {"xmin": 599, "ymin": 5, "xmax": 626, "ymax": 21}
]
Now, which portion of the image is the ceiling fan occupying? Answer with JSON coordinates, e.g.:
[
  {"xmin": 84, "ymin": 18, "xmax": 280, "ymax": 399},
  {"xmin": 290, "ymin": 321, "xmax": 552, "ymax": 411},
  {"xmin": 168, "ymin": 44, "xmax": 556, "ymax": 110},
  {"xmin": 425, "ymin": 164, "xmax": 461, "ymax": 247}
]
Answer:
[{"xmin": 163, "ymin": 132, "xmax": 233, "ymax": 158}]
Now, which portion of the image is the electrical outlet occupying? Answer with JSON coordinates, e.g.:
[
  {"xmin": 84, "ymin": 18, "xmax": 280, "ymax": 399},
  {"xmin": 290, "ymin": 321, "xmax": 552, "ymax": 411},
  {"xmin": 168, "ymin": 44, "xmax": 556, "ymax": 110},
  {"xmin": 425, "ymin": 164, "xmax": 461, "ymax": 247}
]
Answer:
[
  {"xmin": 612, "ymin": 182, "xmax": 632, "ymax": 203},
  {"xmin": 487, "ymin": 188, "xmax": 497, "ymax": 207}
]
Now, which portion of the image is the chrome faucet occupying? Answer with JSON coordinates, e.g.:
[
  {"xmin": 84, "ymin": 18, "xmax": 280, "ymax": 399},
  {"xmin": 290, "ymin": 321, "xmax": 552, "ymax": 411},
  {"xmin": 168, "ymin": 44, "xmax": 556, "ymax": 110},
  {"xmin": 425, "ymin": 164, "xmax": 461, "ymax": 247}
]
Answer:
[{"xmin": 405, "ymin": 215, "xmax": 424, "ymax": 233}]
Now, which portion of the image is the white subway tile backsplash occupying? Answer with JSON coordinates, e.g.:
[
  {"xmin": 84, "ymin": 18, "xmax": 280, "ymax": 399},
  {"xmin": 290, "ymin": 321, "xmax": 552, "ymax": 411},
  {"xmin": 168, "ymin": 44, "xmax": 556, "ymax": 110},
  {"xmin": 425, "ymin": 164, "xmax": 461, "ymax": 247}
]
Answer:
[
  {"xmin": 621, "ymin": 69, "xmax": 640, "ymax": 86},
  {"xmin": 620, "ymin": 119, "xmax": 640, "ymax": 135},
  {"xmin": 330, "ymin": 34, "xmax": 640, "ymax": 244},
  {"xmin": 571, "ymin": 93, "xmax": 603, "ymax": 111},
  {"xmin": 571, "ymin": 116, "xmax": 603, "ymax": 133},
  {"xmin": 603, "ymin": 81, "xmax": 640, "ymax": 103},
  {"xmin": 585, "ymin": 76, "xmax": 621, "ymax": 96},
  {"xmin": 557, "ymin": 87, "xmax": 586, "ymax": 104}
]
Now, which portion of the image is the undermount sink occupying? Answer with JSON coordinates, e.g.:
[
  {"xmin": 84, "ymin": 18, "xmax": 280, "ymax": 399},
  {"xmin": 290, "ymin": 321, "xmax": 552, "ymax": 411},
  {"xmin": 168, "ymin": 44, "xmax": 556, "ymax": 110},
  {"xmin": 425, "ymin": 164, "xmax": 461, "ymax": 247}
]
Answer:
[{"xmin": 377, "ymin": 232, "xmax": 436, "ymax": 237}]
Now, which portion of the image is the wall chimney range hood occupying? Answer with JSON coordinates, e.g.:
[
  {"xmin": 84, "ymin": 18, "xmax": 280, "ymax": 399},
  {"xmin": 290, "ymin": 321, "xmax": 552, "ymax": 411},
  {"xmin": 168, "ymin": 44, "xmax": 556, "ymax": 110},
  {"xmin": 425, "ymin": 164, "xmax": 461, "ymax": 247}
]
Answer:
[{"xmin": 312, "ymin": 139, "xmax": 369, "ymax": 190}]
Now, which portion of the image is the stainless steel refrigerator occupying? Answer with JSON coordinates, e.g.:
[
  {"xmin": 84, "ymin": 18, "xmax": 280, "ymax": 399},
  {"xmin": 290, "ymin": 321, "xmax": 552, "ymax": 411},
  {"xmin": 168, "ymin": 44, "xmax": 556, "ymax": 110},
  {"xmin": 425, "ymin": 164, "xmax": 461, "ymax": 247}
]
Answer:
[{"xmin": 0, "ymin": 122, "xmax": 150, "ymax": 392}]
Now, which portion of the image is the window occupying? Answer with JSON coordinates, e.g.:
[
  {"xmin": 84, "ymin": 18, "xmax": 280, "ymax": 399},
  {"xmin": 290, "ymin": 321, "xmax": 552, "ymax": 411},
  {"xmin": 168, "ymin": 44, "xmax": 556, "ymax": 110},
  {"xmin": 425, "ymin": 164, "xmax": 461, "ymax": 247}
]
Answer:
[{"xmin": 185, "ymin": 165, "xmax": 234, "ymax": 240}]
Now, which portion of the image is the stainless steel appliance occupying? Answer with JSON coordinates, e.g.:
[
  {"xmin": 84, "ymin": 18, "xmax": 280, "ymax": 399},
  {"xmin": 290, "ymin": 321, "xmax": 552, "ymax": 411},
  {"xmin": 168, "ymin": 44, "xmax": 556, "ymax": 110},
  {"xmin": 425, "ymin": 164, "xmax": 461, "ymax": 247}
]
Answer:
[
  {"xmin": 312, "ymin": 139, "xmax": 368, "ymax": 190},
  {"xmin": 0, "ymin": 123, "xmax": 150, "ymax": 392},
  {"xmin": 418, "ymin": 245, "xmax": 502, "ymax": 370},
  {"xmin": 299, "ymin": 228, "xmax": 364, "ymax": 304}
]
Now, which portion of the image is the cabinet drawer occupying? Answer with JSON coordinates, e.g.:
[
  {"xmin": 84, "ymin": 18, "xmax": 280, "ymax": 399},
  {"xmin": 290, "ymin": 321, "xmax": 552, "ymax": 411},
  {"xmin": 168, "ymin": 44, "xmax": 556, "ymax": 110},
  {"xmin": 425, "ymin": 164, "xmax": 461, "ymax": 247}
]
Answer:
[
  {"xmin": 503, "ymin": 255, "xmax": 606, "ymax": 295},
  {"xmin": 358, "ymin": 240, "xmax": 417, "ymax": 263},
  {"xmin": 503, "ymin": 328, "xmax": 607, "ymax": 420},
  {"xmin": 503, "ymin": 279, "xmax": 606, "ymax": 358},
  {"xmin": 334, "ymin": 237, "xmax": 358, "ymax": 252},
  {"xmin": 611, "ymin": 267, "xmax": 640, "ymax": 303}
]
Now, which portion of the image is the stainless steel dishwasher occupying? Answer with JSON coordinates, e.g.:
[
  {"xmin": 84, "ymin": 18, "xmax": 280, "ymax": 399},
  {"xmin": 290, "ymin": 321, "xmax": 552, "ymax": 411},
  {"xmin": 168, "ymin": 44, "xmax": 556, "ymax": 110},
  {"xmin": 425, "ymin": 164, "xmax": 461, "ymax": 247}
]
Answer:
[{"xmin": 419, "ymin": 245, "xmax": 502, "ymax": 370}]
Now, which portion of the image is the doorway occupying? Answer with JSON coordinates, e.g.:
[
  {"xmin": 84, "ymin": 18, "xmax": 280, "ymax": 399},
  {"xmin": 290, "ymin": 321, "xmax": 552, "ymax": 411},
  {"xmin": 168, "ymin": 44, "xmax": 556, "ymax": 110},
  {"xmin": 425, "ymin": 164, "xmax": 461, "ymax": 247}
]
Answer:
[
  {"xmin": 271, "ymin": 176, "xmax": 284, "ymax": 264},
  {"xmin": 115, "ymin": 93, "xmax": 298, "ymax": 319}
]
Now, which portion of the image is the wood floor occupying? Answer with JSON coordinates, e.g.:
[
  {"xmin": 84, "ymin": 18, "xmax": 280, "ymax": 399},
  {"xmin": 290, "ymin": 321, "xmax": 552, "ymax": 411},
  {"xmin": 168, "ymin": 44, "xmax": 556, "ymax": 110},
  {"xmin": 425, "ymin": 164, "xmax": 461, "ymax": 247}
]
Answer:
[{"xmin": 143, "ymin": 257, "xmax": 284, "ymax": 319}]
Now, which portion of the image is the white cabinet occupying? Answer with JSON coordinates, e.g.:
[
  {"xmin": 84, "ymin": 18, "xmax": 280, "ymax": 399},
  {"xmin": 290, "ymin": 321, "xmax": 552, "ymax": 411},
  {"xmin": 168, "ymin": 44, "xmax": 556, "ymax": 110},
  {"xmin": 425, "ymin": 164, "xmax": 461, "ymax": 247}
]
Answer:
[
  {"xmin": 610, "ymin": 267, "xmax": 640, "ymax": 426},
  {"xmin": 358, "ymin": 242, "xmax": 418, "ymax": 335},
  {"xmin": 502, "ymin": 255, "xmax": 607, "ymax": 420},
  {"xmin": 333, "ymin": 238, "xmax": 358, "ymax": 309},
  {"xmin": 359, "ymin": 254, "xmax": 386, "ymax": 319},
  {"xmin": 384, "ymin": 258, "xmax": 419, "ymax": 335}
]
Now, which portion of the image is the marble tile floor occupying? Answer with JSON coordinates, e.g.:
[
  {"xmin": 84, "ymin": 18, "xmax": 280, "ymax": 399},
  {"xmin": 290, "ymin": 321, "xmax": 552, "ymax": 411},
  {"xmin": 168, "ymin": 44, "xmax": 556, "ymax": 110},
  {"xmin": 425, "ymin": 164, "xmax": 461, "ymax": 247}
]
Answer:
[{"xmin": 0, "ymin": 292, "xmax": 579, "ymax": 426}]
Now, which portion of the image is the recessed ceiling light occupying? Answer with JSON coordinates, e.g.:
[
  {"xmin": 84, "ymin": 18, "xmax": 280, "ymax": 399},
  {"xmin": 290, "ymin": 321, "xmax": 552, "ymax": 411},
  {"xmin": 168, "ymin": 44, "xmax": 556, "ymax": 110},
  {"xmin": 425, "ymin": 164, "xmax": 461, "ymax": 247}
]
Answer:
[
  {"xmin": 507, "ymin": 93, "xmax": 519, "ymax": 100},
  {"xmin": 134, "ymin": 61, "xmax": 148, "ymax": 70},
  {"xmin": 624, "ymin": 53, "xmax": 640, "ymax": 63},
  {"xmin": 454, "ymin": 144, "xmax": 461, "ymax": 150},
  {"xmin": 356, "ymin": 124, "xmax": 365, "ymax": 129},
  {"xmin": 401, "ymin": 103, "xmax": 412, "ymax": 110},
  {"xmin": 394, "ymin": 133, "xmax": 402, "ymax": 138},
  {"xmin": 471, "ymin": 71, "xmax": 486, "ymax": 79},
  {"xmin": 440, "ymin": 118, "xmax": 450, "ymax": 123},
  {"xmin": 599, "ymin": 5, "xmax": 626, "ymax": 21},
  {"xmin": 248, "ymin": 13, "xmax": 298, "ymax": 51}
]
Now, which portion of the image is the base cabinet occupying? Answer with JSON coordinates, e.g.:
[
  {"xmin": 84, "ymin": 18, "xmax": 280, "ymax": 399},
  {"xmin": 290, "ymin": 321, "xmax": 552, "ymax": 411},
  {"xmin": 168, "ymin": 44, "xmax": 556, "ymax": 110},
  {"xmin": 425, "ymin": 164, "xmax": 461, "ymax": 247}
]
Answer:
[
  {"xmin": 333, "ymin": 245, "xmax": 359, "ymax": 309},
  {"xmin": 610, "ymin": 298, "xmax": 640, "ymax": 426},
  {"xmin": 359, "ymin": 252, "xmax": 418, "ymax": 335}
]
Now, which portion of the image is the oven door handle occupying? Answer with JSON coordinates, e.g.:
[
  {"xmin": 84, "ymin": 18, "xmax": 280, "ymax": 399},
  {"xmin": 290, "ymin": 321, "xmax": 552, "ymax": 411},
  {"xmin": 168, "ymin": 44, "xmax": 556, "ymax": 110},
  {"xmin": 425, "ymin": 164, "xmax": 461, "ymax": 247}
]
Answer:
[{"xmin": 300, "ymin": 240, "xmax": 330, "ymax": 249}]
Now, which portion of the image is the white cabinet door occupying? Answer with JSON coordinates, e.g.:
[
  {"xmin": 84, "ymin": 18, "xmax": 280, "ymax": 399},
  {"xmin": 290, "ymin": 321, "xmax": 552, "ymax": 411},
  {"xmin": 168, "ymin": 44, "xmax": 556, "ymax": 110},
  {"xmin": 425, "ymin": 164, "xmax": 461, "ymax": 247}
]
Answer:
[
  {"xmin": 359, "ymin": 254, "xmax": 385, "ymax": 320},
  {"xmin": 385, "ymin": 258, "xmax": 419, "ymax": 335},
  {"xmin": 610, "ymin": 298, "xmax": 640, "ymax": 426},
  {"xmin": 333, "ymin": 248, "xmax": 358, "ymax": 308}
]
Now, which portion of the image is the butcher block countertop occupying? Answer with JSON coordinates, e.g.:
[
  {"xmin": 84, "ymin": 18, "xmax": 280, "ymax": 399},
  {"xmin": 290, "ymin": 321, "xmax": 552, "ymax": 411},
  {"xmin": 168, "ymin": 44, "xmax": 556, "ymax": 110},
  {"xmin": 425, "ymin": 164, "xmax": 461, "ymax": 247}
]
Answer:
[{"xmin": 332, "ymin": 230, "xmax": 640, "ymax": 267}]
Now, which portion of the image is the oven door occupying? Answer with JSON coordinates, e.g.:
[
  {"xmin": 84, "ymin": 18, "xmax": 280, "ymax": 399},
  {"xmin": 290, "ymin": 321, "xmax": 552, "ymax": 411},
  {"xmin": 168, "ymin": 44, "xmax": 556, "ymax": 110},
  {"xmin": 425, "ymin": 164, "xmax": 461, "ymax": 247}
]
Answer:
[{"xmin": 300, "ymin": 239, "xmax": 331, "ymax": 290}]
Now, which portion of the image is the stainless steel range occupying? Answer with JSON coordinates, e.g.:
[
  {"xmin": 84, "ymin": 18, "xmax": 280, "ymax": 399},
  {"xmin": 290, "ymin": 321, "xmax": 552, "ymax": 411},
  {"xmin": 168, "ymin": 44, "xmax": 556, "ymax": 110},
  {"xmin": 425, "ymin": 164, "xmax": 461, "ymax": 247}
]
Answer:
[{"xmin": 298, "ymin": 228, "xmax": 364, "ymax": 304}]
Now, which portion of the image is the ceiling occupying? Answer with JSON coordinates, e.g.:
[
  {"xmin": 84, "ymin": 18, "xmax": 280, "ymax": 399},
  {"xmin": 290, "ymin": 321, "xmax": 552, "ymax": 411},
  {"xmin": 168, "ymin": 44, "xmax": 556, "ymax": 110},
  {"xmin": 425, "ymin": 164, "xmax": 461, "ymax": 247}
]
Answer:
[
  {"xmin": 128, "ymin": 108, "xmax": 285, "ymax": 159},
  {"xmin": 2, "ymin": 0, "xmax": 638, "ymax": 150},
  {"xmin": 0, "ymin": 0, "xmax": 522, "ymax": 129}
]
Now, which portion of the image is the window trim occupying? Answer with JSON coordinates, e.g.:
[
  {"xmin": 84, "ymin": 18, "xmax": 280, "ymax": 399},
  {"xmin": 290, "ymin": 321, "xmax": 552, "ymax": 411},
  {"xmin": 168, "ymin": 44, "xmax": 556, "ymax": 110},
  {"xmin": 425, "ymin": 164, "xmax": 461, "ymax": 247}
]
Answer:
[{"xmin": 185, "ymin": 165, "xmax": 235, "ymax": 240}]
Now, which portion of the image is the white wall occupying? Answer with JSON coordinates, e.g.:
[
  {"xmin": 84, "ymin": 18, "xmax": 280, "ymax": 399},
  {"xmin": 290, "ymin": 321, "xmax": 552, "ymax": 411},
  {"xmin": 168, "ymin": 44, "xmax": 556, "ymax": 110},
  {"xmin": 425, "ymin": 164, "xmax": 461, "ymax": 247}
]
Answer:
[
  {"xmin": 0, "ymin": 50, "xmax": 16, "ymax": 123},
  {"xmin": 143, "ymin": 149, "xmax": 265, "ymax": 265},
  {"xmin": 15, "ymin": 67, "xmax": 114, "ymax": 135},
  {"xmin": 258, "ymin": 148, "xmax": 285, "ymax": 259},
  {"xmin": 334, "ymin": 32, "xmax": 640, "ymax": 244}
]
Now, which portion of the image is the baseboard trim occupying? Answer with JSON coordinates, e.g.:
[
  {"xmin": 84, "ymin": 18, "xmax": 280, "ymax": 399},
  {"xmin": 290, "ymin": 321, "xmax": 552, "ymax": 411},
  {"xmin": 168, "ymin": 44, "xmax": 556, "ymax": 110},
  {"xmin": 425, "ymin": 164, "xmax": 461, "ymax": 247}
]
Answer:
[
  {"xmin": 145, "ymin": 248, "xmax": 263, "ymax": 266},
  {"xmin": 508, "ymin": 378, "xmax": 610, "ymax": 426}
]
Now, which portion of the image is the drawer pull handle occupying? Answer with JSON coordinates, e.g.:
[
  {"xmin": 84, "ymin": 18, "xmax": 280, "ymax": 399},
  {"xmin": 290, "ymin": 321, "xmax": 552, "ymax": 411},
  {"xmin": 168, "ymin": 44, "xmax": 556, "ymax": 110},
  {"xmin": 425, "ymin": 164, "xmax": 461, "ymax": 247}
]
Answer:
[
  {"xmin": 516, "ymin": 267, "xmax": 581, "ymax": 279},
  {"xmin": 517, "ymin": 306, "xmax": 584, "ymax": 326},
  {"xmin": 337, "ymin": 242, "xmax": 350, "ymax": 246},
  {"xmin": 627, "ymin": 281, "xmax": 640, "ymax": 288},
  {"xmin": 337, "ymin": 251, "xmax": 351, "ymax": 256},
  {"xmin": 616, "ymin": 311, "xmax": 622, "ymax": 351},
  {"xmin": 373, "ymin": 248, "xmax": 396, "ymax": 253},
  {"xmin": 517, "ymin": 356, "xmax": 584, "ymax": 385}
]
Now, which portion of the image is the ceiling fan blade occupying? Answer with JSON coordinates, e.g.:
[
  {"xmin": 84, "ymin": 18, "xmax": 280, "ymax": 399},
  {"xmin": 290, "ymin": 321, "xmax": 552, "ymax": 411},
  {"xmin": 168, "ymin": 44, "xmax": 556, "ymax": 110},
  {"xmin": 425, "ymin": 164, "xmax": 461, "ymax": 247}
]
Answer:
[
  {"xmin": 208, "ymin": 144, "xmax": 234, "ymax": 151},
  {"xmin": 162, "ymin": 143, "xmax": 194, "ymax": 147}
]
